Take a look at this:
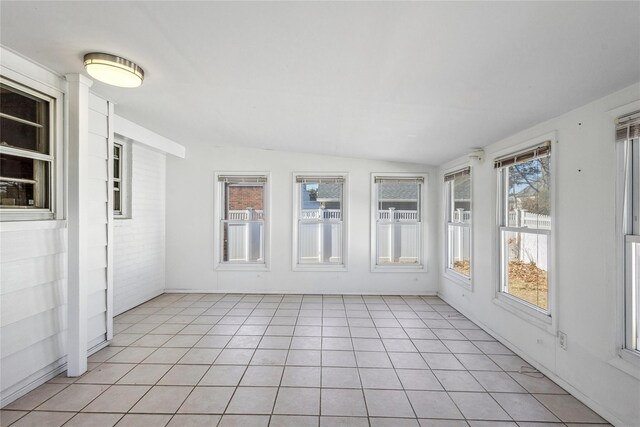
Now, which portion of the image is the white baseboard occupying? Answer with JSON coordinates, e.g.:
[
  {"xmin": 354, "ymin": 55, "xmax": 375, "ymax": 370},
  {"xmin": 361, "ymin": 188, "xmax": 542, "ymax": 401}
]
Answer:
[
  {"xmin": 163, "ymin": 289, "xmax": 438, "ymax": 296},
  {"xmin": 437, "ymin": 292, "xmax": 624, "ymax": 427}
]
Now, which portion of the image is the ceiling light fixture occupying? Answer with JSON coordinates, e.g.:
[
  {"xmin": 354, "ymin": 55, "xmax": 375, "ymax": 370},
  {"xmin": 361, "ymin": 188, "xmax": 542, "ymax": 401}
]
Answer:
[{"xmin": 83, "ymin": 53, "xmax": 144, "ymax": 88}]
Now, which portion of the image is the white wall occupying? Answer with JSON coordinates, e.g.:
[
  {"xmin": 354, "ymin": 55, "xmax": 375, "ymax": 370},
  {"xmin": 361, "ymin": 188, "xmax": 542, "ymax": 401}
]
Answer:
[
  {"xmin": 438, "ymin": 83, "xmax": 640, "ymax": 426},
  {"xmin": 0, "ymin": 50, "xmax": 68, "ymax": 406},
  {"xmin": 166, "ymin": 145, "xmax": 437, "ymax": 294},
  {"xmin": 114, "ymin": 143, "xmax": 166, "ymax": 315}
]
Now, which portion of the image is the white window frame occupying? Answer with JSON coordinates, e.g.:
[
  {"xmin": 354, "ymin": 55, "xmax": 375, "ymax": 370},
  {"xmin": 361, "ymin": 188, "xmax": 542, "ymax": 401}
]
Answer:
[
  {"xmin": 214, "ymin": 172, "xmax": 270, "ymax": 271},
  {"xmin": 493, "ymin": 133, "xmax": 556, "ymax": 329},
  {"xmin": 444, "ymin": 165, "xmax": 472, "ymax": 287},
  {"xmin": 292, "ymin": 172, "xmax": 348, "ymax": 271},
  {"xmin": 112, "ymin": 138, "xmax": 132, "ymax": 219},
  {"xmin": 371, "ymin": 172, "xmax": 428, "ymax": 273},
  {"xmin": 0, "ymin": 76, "xmax": 63, "ymax": 221}
]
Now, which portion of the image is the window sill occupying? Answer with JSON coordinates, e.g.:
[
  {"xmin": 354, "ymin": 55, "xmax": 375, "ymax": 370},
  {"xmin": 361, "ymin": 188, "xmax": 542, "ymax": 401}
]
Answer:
[
  {"xmin": 493, "ymin": 293, "xmax": 554, "ymax": 333},
  {"xmin": 215, "ymin": 263, "xmax": 270, "ymax": 272},
  {"xmin": 371, "ymin": 264, "xmax": 426, "ymax": 273},
  {"xmin": 443, "ymin": 271, "xmax": 472, "ymax": 290},
  {"xmin": 0, "ymin": 210, "xmax": 55, "ymax": 223},
  {"xmin": 0, "ymin": 218, "xmax": 66, "ymax": 232},
  {"xmin": 609, "ymin": 349, "xmax": 640, "ymax": 380},
  {"xmin": 293, "ymin": 264, "xmax": 347, "ymax": 272}
]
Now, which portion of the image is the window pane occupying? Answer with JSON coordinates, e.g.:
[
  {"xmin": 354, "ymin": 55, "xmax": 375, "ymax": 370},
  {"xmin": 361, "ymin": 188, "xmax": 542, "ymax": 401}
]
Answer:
[
  {"xmin": 502, "ymin": 230, "xmax": 548, "ymax": 310},
  {"xmin": 448, "ymin": 225, "xmax": 470, "ymax": 277},
  {"xmin": 0, "ymin": 85, "xmax": 49, "ymax": 154},
  {"xmin": 451, "ymin": 174, "xmax": 471, "ymax": 224},
  {"xmin": 301, "ymin": 182, "xmax": 342, "ymax": 218},
  {"xmin": 224, "ymin": 184, "xmax": 264, "ymax": 220},
  {"xmin": 298, "ymin": 181, "xmax": 343, "ymax": 265},
  {"xmin": 299, "ymin": 222, "xmax": 342, "ymax": 264},
  {"xmin": 377, "ymin": 222, "xmax": 420, "ymax": 265},
  {"xmin": 0, "ymin": 155, "xmax": 49, "ymax": 208},
  {"xmin": 378, "ymin": 182, "xmax": 419, "ymax": 218},
  {"xmin": 222, "ymin": 221, "xmax": 263, "ymax": 262},
  {"xmin": 506, "ymin": 156, "xmax": 550, "ymax": 229}
]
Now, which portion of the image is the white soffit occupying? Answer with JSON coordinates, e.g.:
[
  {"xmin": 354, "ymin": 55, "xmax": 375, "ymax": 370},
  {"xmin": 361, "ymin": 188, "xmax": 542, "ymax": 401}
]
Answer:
[
  {"xmin": 1, "ymin": 1, "xmax": 639, "ymax": 165},
  {"xmin": 114, "ymin": 115, "xmax": 186, "ymax": 158}
]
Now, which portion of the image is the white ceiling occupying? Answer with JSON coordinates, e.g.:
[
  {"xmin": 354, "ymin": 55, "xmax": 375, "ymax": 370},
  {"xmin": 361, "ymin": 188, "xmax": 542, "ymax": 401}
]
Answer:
[{"xmin": 1, "ymin": 2, "xmax": 639, "ymax": 165}]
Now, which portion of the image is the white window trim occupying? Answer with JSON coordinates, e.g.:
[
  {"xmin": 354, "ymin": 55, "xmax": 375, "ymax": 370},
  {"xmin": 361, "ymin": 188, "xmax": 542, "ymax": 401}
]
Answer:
[
  {"xmin": 213, "ymin": 171, "xmax": 270, "ymax": 271},
  {"xmin": 609, "ymin": 100, "xmax": 640, "ymax": 376},
  {"xmin": 370, "ymin": 172, "xmax": 428, "ymax": 273},
  {"xmin": 112, "ymin": 137, "xmax": 132, "ymax": 219},
  {"xmin": 291, "ymin": 172, "xmax": 349, "ymax": 272},
  {"xmin": 0, "ymin": 75, "xmax": 64, "ymax": 222},
  {"xmin": 491, "ymin": 132, "xmax": 557, "ymax": 334},
  {"xmin": 443, "ymin": 164, "xmax": 473, "ymax": 289}
]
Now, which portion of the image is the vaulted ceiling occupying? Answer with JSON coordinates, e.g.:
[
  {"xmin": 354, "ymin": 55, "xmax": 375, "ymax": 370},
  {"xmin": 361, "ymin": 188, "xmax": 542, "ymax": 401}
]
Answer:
[{"xmin": 2, "ymin": 1, "xmax": 639, "ymax": 164}]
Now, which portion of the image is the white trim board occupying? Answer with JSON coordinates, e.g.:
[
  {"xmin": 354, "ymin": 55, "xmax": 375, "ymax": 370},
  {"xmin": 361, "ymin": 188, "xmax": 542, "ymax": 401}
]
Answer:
[
  {"xmin": 163, "ymin": 289, "xmax": 439, "ymax": 296},
  {"xmin": 113, "ymin": 114, "xmax": 185, "ymax": 158}
]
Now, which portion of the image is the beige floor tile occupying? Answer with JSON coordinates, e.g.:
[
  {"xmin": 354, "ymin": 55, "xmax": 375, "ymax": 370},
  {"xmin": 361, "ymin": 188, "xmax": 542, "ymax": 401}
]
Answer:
[
  {"xmin": 240, "ymin": 366, "xmax": 283, "ymax": 386},
  {"xmin": 322, "ymin": 367, "xmax": 361, "ymax": 388},
  {"xmin": 107, "ymin": 347, "xmax": 156, "ymax": 363},
  {"xmin": 448, "ymin": 392, "xmax": 510, "ymax": 420},
  {"xmin": 396, "ymin": 369, "xmax": 443, "ymax": 391},
  {"xmin": 142, "ymin": 347, "xmax": 189, "ymax": 364},
  {"xmin": 406, "ymin": 391, "xmax": 463, "ymax": 419},
  {"xmin": 320, "ymin": 416, "xmax": 369, "ymax": 427},
  {"xmin": 433, "ymin": 370, "xmax": 484, "ymax": 392},
  {"xmin": 217, "ymin": 415, "xmax": 270, "ymax": 427},
  {"xmin": 286, "ymin": 350, "xmax": 321, "ymax": 366},
  {"xmin": 9, "ymin": 411, "xmax": 74, "ymax": 427},
  {"xmin": 198, "ymin": 365, "xmax": 246, "ymax": 386},
  {"xmin": 130, "ymin": 334, "xmax": 173, "ymax": 347},
  {"xmin": 389, "ymin": 352, "xmax": 429, "ymax": 369},
  {"xmin": 273, "ymin": 387, "xmax": 320, "ymax": 415},
  {"xmin": 359, "ymin": 368, "xmax": 403, "ymax": 389},
  {"xmin": 269, "ymin": 415, "xmax": 318, "ymax": 427},
  {"xmin": 129, "ymin": 386, "xmax": 193, "ymax": 413},
  {"xmin": 371, "ymin": 418, "xmax": 420, "ymax": 426},
  {"xmin": 177, "ymin": 386, "xmax": 235, "ymax": 414},
  {"xmin": 508, "ymin": 372, "xmax": 567, "ymax": 394},
  {"xmin": 36, "ymin": 384, "xmax": 109, "ymax": 411},
  {"xmin": 491, "ymin": 393, "xmax": 560, "ymax": 422},
  {"xmin": 534, "ymin": 394, "xmax": 607, "ymax": 423},
  {"xmin": 75, "ymin": 364, "xmax": 135, "ymax": 384},
  {"xmin": 0, "ymin": 410, "xmax": 28, "ymax": 426},
  {"xmin": 281, "ymin": 366, "xmax": 321, "ymax": 387},
  {"xmin": 64, "ymin": 413, "xmax": 124, "ymax": 427},
  {"xmin": 320, "ymin": 389, "xmax": 367, "ymax": 416},
  {"xmin": 157, "ymin": 365, "xmax": 208, "ymax": 385},
  {"xmin": 471, "ymin": 371, "xmax": 526, "ymax": 393},
  {"xmin": 250, "ymin": 349, "xmax": 288, "ymax": 365},
  {"xmin": 166, "ymin": 414, "xmax": 222, "ymax": 427},
  {"xmin": 364, "ymin": 389, "xmax": 415, "ymax": 417},
  {"xmin": 88, "ymin": 346, "xmax": 126, "ymax": 363},
  {"xmin": 322, "ymin": 350, "xmax": 357, "ymax": 367},
  {"xmin": 177, "ymin": 348, "xmax": 222, "ymax": 364},
  {"xmin": 214, "ymin": 349, "xmax": 255, "ymax": 365},
  {"xmin": 82, "ymin": 385, "xmax": 150, "ymax": 412},
  {"xmin": 226, "ymin": 387, "xmax": 278, "ymax": 414},
  {"xmin": 114, "ymin": 414, "xmax": 172, "ymax": 427},
  {"xmin": 117, "ymin": 364, "xmax": 172, "ymax": 385},
  {"xmin": 4, "ymin": 383, "xmax": 68, "ymax": 410},
  {"xmin": 355, "ymin": 351, "xmax": 392, "ymax": 368}
]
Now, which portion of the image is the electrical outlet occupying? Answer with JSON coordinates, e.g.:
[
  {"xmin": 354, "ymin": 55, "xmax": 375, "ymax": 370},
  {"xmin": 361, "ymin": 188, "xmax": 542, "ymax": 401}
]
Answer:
[{"xmin": 558, "ymin": 331, "xmax": 567, "ymax": 350}]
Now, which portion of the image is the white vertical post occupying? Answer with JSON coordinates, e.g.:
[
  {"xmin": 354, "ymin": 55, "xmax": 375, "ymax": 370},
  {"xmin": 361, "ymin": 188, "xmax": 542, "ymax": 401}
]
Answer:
[
  {"xmin": 106, "ymin": 101, "xmax": 114, "ymax": 341},
  {"xmin": 66, "ymin": 73, "xmax": 93, "ymax": 377}
]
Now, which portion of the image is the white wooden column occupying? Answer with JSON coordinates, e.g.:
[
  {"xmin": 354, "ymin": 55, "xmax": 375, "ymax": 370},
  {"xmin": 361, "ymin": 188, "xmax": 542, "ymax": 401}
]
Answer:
[{"xmin": 66, "ymin": 73, "xmax": 93, "ymax": 377}]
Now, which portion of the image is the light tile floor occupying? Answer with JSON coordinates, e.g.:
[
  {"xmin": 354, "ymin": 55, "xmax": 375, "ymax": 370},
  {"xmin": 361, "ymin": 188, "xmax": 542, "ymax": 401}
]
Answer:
[{"xmin": 1, "ymin": 294, "xmax": 611, "ymax": 427}]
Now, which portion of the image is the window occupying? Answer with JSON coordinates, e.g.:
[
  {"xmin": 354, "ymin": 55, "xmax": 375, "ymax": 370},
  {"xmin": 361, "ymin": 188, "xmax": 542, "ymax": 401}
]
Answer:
[
  {"xmin": 445, "ymin": 167, "xmax": 471, "ymax": 282},
  {"xmin": 619, "ymin": 111, "xmax": 640, "ymax": 353},
  {"xmin": 372, "ymin": 175, "xmax": 424, "ymax": 269},
  {"xmin": 113, "ymin": 143, "xmax": 123, "ymax": 215},
  {"xmin": 0, "ymin": 79, "xmax": 54, "ymax": 219},
  {"xmin": 217, "ymin": 174, "xmax": 267, "ymax": 265},
  {"xmin": 294, "ymin": 175, "xmax": 346, "ymax": 268},
  {"xmin": 496, "ymin": 142, "xmax": 551, "ymax": 313}
]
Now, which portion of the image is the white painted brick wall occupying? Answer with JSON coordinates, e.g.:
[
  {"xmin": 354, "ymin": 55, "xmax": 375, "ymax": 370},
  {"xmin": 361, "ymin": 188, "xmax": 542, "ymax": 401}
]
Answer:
[{"xmin": 113, "ymin": 143, "xmax": 166, "ymax": 315}]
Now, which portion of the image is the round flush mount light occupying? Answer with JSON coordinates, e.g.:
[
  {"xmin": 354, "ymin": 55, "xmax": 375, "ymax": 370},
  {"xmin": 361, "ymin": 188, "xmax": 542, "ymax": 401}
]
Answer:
[{"xmin": 83, "ymin": 53, "xmax": 144, "ymax": 88}]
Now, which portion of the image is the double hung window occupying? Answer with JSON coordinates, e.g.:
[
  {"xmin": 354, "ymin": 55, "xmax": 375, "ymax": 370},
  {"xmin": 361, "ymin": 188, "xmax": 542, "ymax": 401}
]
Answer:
[
  {"xmin": 373, "ymin": 175, "xmax": 424, "ymax": 268},
  {"xmin": 445, "ymin": 167, "xmax": 472, "ymax": 281},
  {"xmin": 294, "ymin": 175, "xmax": 346, "ymax": 267},
  {"xmin": 618, "ymin": 111, "xmax": 640, "ymax": 353},
  {"xmin": 218, "ymin": 175, "xmax": 267, "ymax": 264},
  {"xmin": 0, "ymin": 79, "xmax": 54, "ymax": 219},
  {"xmin": 496, "ymin": 142, "xmax": 551, "ymax": 313}
]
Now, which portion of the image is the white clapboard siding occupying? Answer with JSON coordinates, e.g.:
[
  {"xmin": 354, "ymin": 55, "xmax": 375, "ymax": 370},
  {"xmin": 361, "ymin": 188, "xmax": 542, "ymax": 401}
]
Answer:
[
  {"xmin": 113, "ymin": 143, "xmax": 166, "ymax": 314},
  {"xmin": 85, "ymin": 93, "xmax": 110, "ymax": 348}
]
